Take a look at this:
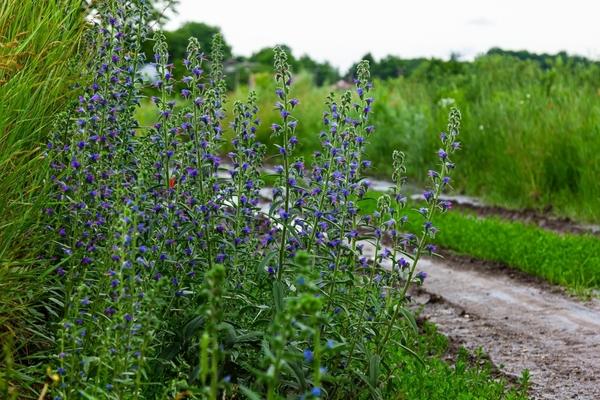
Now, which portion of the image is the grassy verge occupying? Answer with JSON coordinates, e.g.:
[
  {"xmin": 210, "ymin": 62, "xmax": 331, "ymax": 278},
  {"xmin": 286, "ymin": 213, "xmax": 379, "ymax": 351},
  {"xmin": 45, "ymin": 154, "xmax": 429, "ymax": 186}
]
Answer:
[
  {"xmin": 420, "ymin": 210, "xmax": 600, "ymax": 292},
  {"xmin": 0, "ymin": 0, "xmax": 88, "ymax": 396},
  {"xmin": 359, "ymin": 190, "xmax": 600, "ymax": 292},
  {"xmin": 391, "ymin": 322, "xmax": 528, "ymax": 400}
]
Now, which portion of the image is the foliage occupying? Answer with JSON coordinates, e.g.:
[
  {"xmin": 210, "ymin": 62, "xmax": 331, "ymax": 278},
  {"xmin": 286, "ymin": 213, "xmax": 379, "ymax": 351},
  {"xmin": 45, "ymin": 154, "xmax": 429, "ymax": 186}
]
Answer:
[
  {"xmin": 222, "ymin": 54, "xmax": 600, "ymax": 222},
  {"xmin": 486, "ymin": 47, "xmax": 599, "ymax": 70},
  {"xmin": 414, "ymin": 207, "xmax": 600, "ymax": 292},
  {"xmin": 247, "ymin": 47, "xmax": 340, "ymax": 86},
  {"xmin": 36, "ymin": 2, "xmax": 474, "ymax": 398},
  {"xmin": 142, "ymin": 21, "xmax": 232, "ymax": 63},
  {"xmin": 390, "ymin": 322, "xmax": 528, "ymax": 400},
  {"xmin": 0, "ymin": 0, "xmax": 89, "ymax": 396}
]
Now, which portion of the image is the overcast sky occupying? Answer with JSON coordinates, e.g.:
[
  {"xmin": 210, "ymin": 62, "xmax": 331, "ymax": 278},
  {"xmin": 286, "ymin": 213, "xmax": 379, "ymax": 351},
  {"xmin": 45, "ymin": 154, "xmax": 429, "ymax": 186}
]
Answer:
[{"xmin": 164, "ymin": 0, "xmax": 600, "ymax": 71}]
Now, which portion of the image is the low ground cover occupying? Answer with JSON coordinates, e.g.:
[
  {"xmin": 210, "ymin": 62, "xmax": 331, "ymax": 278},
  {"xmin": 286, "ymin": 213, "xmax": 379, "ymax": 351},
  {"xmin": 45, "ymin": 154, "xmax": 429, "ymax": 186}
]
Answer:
[
  {"xmin": 389, "ymin": 322, "xmax": 529, "ymax": 400},
  {"xmin": 360, "ymin": 191, "xmax": 600, "ymax": 292},
  {"xmin": 425, "ymin": 211, "xmax": 600, "ymax": 292}
]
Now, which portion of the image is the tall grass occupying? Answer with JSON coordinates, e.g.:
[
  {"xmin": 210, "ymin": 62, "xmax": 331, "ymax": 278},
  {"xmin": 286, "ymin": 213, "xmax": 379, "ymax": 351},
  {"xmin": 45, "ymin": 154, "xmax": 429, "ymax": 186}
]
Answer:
[
  {"xmin": 0, "ymin": 0, "xmax": 88, "ymax": 396},
  {"xmin": 221, "ymin": 57, "xmax": 600, "ymax": 222}
]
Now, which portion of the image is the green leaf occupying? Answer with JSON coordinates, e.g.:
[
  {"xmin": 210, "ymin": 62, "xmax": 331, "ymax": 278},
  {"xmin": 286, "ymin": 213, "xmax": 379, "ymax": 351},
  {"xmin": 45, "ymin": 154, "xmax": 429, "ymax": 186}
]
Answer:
[
  {"xmin": 399, "ymin": 306, "xmax": 418, "ymax": 334},
  {"xmin": 258, "ymin": 250, "xmax": 278, "ymax": 276},
  {"xmin": 239, "ymin": 385, "xmax": 263, "ymax": 400},
  {"xmin": 272, "ymin": 280, "xmax": 286, "ymax": 314},
  {"xmin": 182, "ymin": 315, "xmax": 205, "ymax": 340},
  {"xmin": 285, "ymin": 360, "xmax": 307, "ymax": 391},
  {"xmin": 369, "ymin": 354, "xmax": 380, "ymax": 387}
]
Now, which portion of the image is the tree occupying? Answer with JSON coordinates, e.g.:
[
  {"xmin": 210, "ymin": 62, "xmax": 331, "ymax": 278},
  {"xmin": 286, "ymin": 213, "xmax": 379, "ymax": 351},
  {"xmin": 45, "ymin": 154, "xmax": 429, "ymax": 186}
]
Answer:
[
  {"xmin": 297, "ymin": 55, "xmax": 340, "ymax": 86},
  {"xmin": 143, "ymin": 22, "xmax": 232, "ymax": 63},
  {"xmin": 249, "ymin": 45, "xmax": 298, "ymax": 71}
]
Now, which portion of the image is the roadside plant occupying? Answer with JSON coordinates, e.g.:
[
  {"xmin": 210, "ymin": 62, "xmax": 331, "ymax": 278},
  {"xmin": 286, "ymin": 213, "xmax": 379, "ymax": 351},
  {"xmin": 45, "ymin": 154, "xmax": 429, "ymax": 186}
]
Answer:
[{"xmin": 44, "ymin": 1, "xmax": 461, "ymax": 398}]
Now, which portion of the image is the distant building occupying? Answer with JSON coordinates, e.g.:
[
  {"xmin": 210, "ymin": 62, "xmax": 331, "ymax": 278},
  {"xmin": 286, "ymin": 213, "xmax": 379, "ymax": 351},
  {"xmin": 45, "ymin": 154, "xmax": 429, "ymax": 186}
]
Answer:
[{"xmin": 334, "ymin": 79, "xmax": 352, "ymax": 90}]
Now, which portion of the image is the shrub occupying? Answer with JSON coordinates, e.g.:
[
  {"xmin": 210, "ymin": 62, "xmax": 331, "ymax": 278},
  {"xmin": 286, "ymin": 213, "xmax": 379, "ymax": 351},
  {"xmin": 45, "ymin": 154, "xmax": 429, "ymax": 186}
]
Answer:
[{"xmin": 43, "ymin": 1, "xmax": 461, "ymax": 398}]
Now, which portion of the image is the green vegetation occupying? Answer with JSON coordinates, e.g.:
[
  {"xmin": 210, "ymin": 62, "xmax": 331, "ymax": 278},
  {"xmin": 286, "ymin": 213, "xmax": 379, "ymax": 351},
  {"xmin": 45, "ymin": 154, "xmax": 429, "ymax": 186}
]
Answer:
[
  {"xmin": 391, "ymin": 322, "xmax": 528, "ymax": 400},
  {"xmin": 138, "ymin": 21, "xmax": 600, "ymax": 223},
  {"xmin": 361, "ymin": 190, "xmax": 600, "ymax": 291},
  {"xmin": 141, "ymin": 53, "xmax": 600, "ymax": 222},
  {"xmin": 3, "ymin": 1, "xmax": 596, "ymax": 397},
  {"xmin": 0, "ymin": 0, "xmax": 88, "ymax": 395},
  {"xmin": 225, "ymin": 57, "xmax": 600, "ymax": 223},
  {"xmin": 421, "ymin": 210, "xmax": 600, "ymax": 292}
]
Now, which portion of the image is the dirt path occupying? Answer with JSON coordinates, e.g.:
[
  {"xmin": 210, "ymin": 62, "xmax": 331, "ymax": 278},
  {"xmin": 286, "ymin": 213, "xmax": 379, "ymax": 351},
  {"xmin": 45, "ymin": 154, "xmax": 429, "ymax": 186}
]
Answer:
[{"xmin": 411, "ymin": 257, "xmax": 600, "ymax": 400}]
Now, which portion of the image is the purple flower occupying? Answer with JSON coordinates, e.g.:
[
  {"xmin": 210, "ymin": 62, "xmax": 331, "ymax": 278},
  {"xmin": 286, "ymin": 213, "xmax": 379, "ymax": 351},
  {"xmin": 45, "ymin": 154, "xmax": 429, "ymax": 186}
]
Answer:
[
  {"xmin": 397, "ymin": 258, "xmax": 409, "ymax": 270},
  {"xmin": 278, "ymin": 208, "xmax": 289, "ymax": 220},
  {"xmin": 303, "ymin": 348, "xmax": 313, "ymax": 363}
]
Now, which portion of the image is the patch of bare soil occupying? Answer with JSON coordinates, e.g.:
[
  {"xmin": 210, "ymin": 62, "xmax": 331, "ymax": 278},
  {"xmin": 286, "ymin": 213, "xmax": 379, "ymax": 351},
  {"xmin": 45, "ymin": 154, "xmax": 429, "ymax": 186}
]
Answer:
[{"xmin": 411, "ymin": 256, "xmax": 600, "ymax": 400}]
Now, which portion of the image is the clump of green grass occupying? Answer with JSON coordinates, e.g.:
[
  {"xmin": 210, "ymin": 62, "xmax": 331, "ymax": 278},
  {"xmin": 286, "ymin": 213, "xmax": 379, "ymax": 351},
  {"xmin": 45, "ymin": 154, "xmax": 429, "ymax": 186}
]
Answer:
[
  {"xmin": 391, "ymin": 322, "xmax": 528, "ymax": 400},
  {"xmin": 422, "ymin": 210, "xmax": 600, "ymax": 292},
  {"xmin": 0, "ymin": 0, "xmax": 88, "ymax": 395},
  {"xmin": 359, "ymin": 190, "xmax": 600, "ymax": 291}
]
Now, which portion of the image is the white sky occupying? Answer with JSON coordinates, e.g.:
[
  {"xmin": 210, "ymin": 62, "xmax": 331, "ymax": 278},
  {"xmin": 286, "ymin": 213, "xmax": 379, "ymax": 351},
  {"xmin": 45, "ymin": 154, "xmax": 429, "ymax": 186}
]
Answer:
[{"xmin": 164, "ymin": 0, "xmax": 600, "ymax": 71}]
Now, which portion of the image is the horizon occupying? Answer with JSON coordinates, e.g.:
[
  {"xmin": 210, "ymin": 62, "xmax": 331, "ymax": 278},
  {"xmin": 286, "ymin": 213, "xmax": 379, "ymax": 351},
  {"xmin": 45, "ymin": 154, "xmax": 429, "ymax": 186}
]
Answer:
[{"xmin": 163, "ymin": 0, "xmax": 600, "ymax": 71}]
